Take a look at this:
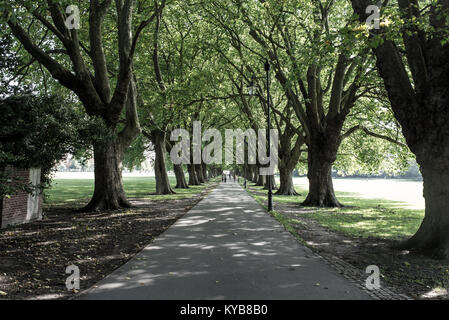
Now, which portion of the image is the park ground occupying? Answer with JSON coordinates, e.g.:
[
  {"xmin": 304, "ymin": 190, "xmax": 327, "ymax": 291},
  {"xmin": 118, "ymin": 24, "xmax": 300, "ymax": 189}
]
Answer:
[
  {"xmin": 243, "ymin": 179, "xmax": 449, "ymax": 300},
  {"xmin": 0, "ymin": 177, "xmax": 218, "ymax": 299},
  {"xmin": 0, "ymin": 175, "xmax": 448, "ymax": 300}
]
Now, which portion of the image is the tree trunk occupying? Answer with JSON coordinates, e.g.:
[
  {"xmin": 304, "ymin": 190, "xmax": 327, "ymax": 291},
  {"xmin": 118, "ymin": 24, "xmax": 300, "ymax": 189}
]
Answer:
[
  {"xmin": 302, "ymin": 150, "xmax": 341, "ymax": 207},
  {"xmin": 153, "ymin": 130, "xmax": 175, "ymax": 195},
  {"xmin": 83, "ymin": 140, "xmax": 131, "ymax": 211},
  {"xmin": 195, "ymin": 164, "xmax": 205, "ymax": 183},
  {"xmin": 256, "ymin": 173, "xmax": 264, "ymax": 186},
  {"xmin": 251, "ymin": 165, "xmax": 258, "ymax": 183},
  {"xmin": 263, "ymin": 175, "xmax": 278, "ymax": 190},
  {"xmin": 174, "ymin": 164, "xmax": 188, "ymax": 189},
  {"xmin": 275, "ymin": 166, "xmax": 299, "ymax": 195},
  {"xmin": 188, "ymin": 164, "xmax": 200, "ymax": 185},
  {"xmin": 201, "ymin": 163, "xmax": 208, "ymax": 181},
  {"xmin": 349, "ymin": 0, "xmax": 449, "ymax": 258},
  {"xmin": 245, "ymin": 166, "xmax": 252, "ymax": 180},
  {"xmin": 166, "ymin": 134, "xmax": 188, "ymax": 189},
  {"xmin": 397, "ymin": 161, "xmax": 449, "ymax": 258},
  {"xmin": 82, "ymin": 79, "xmax": 141, "ymax": 212}
]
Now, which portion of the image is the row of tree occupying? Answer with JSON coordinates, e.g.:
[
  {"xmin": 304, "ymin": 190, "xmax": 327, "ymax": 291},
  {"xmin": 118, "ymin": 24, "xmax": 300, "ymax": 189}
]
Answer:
[{"xmin": 1, "ymin": 0, "xmax": 448, "ymax": 258}]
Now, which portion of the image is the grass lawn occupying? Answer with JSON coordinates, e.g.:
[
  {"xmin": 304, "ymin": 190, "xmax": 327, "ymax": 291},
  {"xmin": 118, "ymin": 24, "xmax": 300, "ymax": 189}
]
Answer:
[
  {"xmin": 244, "ymin": 183, "xmax": 449, "ymax": 300},
  {"xmin": 45, "ymin": 176, "xmax": 214, "ymax": 206},
  {"xmin": 246, "ymin": 183, "xmax": 424, "ymax": 240}
]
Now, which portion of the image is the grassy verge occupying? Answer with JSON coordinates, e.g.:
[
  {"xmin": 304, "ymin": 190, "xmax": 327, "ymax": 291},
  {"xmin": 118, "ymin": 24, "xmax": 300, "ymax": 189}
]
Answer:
[
  {"xmin": 242, "ymin": 181, "xmax": 449, "ymax": 299},
  {"xmin": 241, "ymin": 184, "xmax": 307, "ymax": 245},
  {"xmin": 245, "ymin": 183, "xmax": 424, "ymax": 240}
]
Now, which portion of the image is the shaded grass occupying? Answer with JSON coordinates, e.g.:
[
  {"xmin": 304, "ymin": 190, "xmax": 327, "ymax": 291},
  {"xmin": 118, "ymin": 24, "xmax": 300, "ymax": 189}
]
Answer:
[
  {"xmin": 245, "ymin": 183, "xmax": 424, "ymax": 240},
  {"xmin": 45, "ymin": 176, "xmax": 214, "ymax": 206},
  {"xmin": 243, "ymin": 181, "xmax": 449, "ymax": 300}
]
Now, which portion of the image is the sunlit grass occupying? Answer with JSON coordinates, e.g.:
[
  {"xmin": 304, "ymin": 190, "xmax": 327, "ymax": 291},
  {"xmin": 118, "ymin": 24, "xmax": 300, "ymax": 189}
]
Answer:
[
  {"xmin": 246, "ymin": 183, "xmax": 424, "ymax": 240},
  {"xmin": 45, "ymin": 176, "xmax": 216, "ymax": 206}
]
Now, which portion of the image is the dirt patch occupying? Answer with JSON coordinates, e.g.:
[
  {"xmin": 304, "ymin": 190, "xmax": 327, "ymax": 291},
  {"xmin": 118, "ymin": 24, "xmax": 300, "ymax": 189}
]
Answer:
[
  {"xmin": 0, "ymin": 183, "xmax": 218, "ymax": 300},
  {"xmin": 249, "ymin": 187, "xmax": 449, "ymax": 300}
]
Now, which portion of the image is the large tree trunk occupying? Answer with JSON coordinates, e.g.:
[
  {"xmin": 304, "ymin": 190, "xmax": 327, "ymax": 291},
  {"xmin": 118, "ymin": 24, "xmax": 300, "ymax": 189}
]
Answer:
[
  {"xmin": 187, "ymin": 164, "xmax": 200, "ymax": 185},
  {"xmin": 174, "ymin": 164, "xmax": 189, "ymax": 189},
  {"xmin": 82, "ymin": 79, "xmax": 141, "ymax": 212},
  {"xmin": 153, "ymin": 130, "xmax": 175, "ymax": 195},
  {"xmin": 302, "ymin": 150, "xmax": 341, "ymax": 207},
  {"xmin": 83, "ymin": 140, "xmax": 131, "ymax": 211},
  {"xmin": 275, "ymin": 165, "xmax": 299, "ymax": 195},
  {"xmin": 398, "ymin": 160, "xmax": 449, "ymax": 258},
  {"xmin": 349, "ymin": 0, "xmax": 449, "ymax": 258},
  {"xmin": 302, "ymin": 118, "xmax": 344, "ymax": 207}
]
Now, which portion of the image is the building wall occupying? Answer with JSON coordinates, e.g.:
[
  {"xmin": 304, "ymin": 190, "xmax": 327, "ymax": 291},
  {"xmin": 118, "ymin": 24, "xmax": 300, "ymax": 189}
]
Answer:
[{"xmin": 1, "ymin": 167, "xmax": 43, "ymax": 229}]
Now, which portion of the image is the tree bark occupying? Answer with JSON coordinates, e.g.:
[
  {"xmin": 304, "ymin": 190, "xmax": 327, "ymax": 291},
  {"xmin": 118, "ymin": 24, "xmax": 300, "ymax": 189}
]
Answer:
[
  {"xmin": 275, "ymin": 166, "xmax": 299, "ymax": 195},
  {"xmin": 302, "ymin": 149, "xmax": 341, "ymax": 207},
  {"xmin": 256, "ymin": 173, "xmax": 265, "ymax": 186},
  {"xmin": 350, "ymin": 0, "xmax": 449, "ymax": 257},
  {"xmin": 82, "ymin": 78, "xmax": 141, "ymax": 211},
  {"xmin": 201, "ymin": 163, "xmax": 208, "ymax": 181},
  {"xmin": 83, "ymin": 139, "xmax": 131, "ymax": 211},
  {"xmin": 195, "ymin": 164, "xmax": 205, "ymax": 183},
  {"xmin": 165, "ymin": 133, "xmax": 188, "ymax": 189},
  {"xmin": 188, "ymin": 164, "xmax": 200, "ymax": 185},
  {"xmin": 251, "ymin": 165, "xmax": 258, "ymax": 183},
  {"xmin": 397, "ymin": 159, "xmax": 449, "ymax": 258},
  {"xmin": 173, "ymin": 164, "xmax": 188, "ymax": 189},
  {"xmin": 153, "ymin": 129, "xmax": 175, "ymax": 195},
  {"xmin": 263, "ymin": 175, "xmax": 278, "ymax": 190}
]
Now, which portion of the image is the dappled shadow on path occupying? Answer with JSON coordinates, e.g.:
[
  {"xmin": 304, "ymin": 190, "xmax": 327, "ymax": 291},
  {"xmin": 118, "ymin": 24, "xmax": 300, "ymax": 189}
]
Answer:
[{"xmin": 80, "ymin": 183, "xmax": 371, "ymax": 300}]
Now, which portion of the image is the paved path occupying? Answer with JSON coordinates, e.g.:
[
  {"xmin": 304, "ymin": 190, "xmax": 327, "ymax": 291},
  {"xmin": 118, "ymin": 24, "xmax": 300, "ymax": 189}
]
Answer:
[{"xmin": 79, "ymin": 182, "xmax": 371, "ymax": 300}]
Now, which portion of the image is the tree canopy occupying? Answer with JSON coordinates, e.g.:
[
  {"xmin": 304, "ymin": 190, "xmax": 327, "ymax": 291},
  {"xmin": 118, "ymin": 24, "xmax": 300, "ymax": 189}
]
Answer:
[{"xmin": 2, "ymin": 0, "xmax": 449, "ymax": 257}]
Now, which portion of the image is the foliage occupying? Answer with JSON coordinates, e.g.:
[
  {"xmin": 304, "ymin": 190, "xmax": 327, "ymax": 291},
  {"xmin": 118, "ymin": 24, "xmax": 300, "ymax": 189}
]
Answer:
[
  {"xmin": 123, "ymin": 135, "xmax": 149, "ymax": 171},
  {"xmin": 0, "ymin": 94, "xmax": 93, "ymax": 196}
]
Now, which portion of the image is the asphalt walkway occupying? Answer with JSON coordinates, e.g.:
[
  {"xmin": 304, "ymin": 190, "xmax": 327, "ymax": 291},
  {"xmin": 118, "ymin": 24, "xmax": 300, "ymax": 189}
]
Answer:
[{"xmin": 79, "ymin": 182, "xmax": 371, "ymax": 300}]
